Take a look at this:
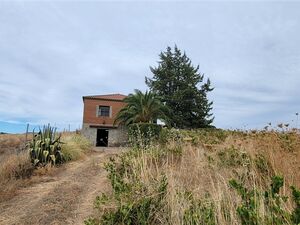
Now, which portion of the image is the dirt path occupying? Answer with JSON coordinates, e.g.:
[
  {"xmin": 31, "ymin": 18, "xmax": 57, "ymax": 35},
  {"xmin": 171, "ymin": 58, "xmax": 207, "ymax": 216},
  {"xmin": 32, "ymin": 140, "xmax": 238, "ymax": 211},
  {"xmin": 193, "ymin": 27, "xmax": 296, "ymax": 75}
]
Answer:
[{"xmin": 0, "ymin": 148, "xmax": 120, "ymax": 225}]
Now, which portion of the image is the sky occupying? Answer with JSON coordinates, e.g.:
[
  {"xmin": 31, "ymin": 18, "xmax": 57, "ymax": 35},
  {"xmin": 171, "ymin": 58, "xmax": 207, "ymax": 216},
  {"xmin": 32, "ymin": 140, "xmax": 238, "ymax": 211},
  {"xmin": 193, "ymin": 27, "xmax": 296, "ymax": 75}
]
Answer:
[{"xmin": 0, "ymin": 1, "xmax": 300, "ymax": 133}]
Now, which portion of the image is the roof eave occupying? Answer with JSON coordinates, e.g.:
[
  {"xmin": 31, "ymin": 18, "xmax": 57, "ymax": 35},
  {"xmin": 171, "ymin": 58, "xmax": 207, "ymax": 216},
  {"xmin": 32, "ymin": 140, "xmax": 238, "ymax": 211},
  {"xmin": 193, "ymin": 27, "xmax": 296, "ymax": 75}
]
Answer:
[{"xmin": 82, "ymin": 96, "xmax": 125, "ymax": 102}]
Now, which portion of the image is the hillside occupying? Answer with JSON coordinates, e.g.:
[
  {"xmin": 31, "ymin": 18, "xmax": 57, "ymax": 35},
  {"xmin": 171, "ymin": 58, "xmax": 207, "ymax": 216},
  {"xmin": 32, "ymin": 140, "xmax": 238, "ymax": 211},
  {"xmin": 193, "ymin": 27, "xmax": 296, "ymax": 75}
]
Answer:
[
  {"xmin": 0, "ymin": 129, "xmax": 299, "ymax": 225},
  {"xmin": 86, "ymin": 129, "xmax": 300, "ymax": 225}
]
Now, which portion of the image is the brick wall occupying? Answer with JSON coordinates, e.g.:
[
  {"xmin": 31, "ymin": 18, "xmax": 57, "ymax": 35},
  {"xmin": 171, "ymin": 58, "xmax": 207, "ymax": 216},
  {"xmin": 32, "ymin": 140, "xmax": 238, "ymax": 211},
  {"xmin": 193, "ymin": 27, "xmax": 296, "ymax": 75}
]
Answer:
[{"xmin": 82, "ymin": 98, "xmax": 126, "ymax": 125}]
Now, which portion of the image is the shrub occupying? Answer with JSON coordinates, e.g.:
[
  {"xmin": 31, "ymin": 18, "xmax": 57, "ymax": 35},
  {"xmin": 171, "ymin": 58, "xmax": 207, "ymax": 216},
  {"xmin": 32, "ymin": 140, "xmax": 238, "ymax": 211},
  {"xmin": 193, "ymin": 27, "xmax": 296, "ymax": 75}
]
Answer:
[
  {"xmin": 85, "ymin": 152, "xmax": 168, "ymax": 225},
  {"xmin": 128, "ymin": 123, "xmax": 162, "ymax": 148},
  {"xmin": 217, "ymin": 146, "xmax": 251, "ymax": 167},
  {"xmin": 183, "ymin": 192, "xmax": 216, "ymax": 225},
  {"xmin": 254, "ymin": 154, "xmax": 273, "ymax": 176},
  {"xmin": 159, "ymin": 128, "xmax": 182, "ymax": 144},
  {"xmin": 61, "ymin": 134, "xmax": 91, "ymax": 161},
  {"xmin": 0, "ymin": 151, "xmax": 34, "ymax": 201},
  {"xmin": 85, "ymin": 129, "xmax": 300, "ymax": 225},
  {"xmin": 180, "ymin": 128, "xmax": 229, "ymax": 145},
  {"xmin": 291, "ymin": 186, "xmax": 300, "ymax": 224},
  {"xmin": 229, "ymin": 176, "xmax": 300, "ymax": 225},
  {"xmin": 0, "ymin": 151, "xmax": 33, "ymax": 181}
]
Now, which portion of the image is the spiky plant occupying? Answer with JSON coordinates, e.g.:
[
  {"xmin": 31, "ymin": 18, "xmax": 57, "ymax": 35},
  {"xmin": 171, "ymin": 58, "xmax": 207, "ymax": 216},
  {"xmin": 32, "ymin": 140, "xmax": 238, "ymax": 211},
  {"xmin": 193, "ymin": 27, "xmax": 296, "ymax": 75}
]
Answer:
[{"xmin": 28, "ymin": 124, "xmax": 64, "ymax": 166}]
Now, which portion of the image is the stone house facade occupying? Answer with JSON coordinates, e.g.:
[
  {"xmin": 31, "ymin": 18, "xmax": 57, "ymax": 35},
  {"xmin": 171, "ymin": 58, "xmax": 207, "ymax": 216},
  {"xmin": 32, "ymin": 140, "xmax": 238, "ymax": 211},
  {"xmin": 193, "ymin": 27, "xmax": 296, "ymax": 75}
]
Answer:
[{"xmin": 81, "ymin": 94, "xmax": 128, "ymax": 147}]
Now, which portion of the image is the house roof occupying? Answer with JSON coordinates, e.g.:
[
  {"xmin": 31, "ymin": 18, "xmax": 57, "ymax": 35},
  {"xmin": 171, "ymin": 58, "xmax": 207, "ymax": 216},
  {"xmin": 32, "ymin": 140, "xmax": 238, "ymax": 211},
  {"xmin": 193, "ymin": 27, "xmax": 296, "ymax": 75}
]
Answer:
[{"xmin": 83, "ymin": 93, "xmax": 127, "ymax": 101}]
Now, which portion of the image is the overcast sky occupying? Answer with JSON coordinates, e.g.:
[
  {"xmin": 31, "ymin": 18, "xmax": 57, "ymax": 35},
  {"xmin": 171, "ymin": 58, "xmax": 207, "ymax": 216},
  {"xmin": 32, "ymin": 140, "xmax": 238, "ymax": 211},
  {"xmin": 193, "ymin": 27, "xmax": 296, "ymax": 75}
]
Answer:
[{"xmin": 0, "ymin": 1, "xmax": 300, "ymax": 133}]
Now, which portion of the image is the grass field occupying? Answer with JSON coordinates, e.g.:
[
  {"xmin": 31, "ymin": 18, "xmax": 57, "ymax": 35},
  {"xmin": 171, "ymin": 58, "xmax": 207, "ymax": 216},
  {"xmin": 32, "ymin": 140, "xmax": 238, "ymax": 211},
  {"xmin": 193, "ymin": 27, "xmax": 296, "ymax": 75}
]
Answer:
[
  {"xmin": 1, "ymin": 129, "xmax": 299, "ymax": 224},
  {"xmin": 86, "ymin": 129, "xmax": 300, "ymax": 225}
]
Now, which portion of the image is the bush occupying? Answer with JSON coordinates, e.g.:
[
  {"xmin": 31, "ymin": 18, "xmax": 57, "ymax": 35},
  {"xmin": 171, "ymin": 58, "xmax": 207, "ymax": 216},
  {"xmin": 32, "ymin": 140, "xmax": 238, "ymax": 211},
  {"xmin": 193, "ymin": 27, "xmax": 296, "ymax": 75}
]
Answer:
[
  {"xmin": 229, "ymin": 176, "xmax": 300, "ymax": 225},
  {"xmin": 85, "ymin": 129, "xmax": 300, "ymax": 225},
  {"xmin": 183, "ymin": 192, "xmax": 216, "ymax": 225},
  {"xmin": 180, "ymin": 128, "xmax": 229, "ymax": 145},
  {"xmin": 85, "ymin": 152, "xmax": 168, "ymax": 225},
  {"xmin": 159, "ymin": 128, "xmax": 182, "ymax": 144},
  {"xmin": 128, "ymin": 123, "xmax": 162, "ymax": 147},
  {"xmin": 217, "ymin": 146, "xmax": 251, "ymax": 167},
  {"xmin": 0, "ymin": 151, "xmax": 33, "ymax": 181},
  {"xmin": 291, "ymin": 186, "xmax": 300, "ymax": 224},
  {"xmin": 0, "ymin": 151, "xmax": 34, "ymax": 201},
  {"xmin": 61, "ymin": 134, "xmax": 91, "ymax": 161}
]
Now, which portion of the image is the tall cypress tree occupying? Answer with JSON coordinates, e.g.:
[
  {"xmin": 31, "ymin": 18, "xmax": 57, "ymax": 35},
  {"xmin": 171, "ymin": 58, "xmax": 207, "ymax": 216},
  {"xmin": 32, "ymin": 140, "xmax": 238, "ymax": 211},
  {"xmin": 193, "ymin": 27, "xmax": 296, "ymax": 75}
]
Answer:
[{"xmin": 145, "ymin": 45, "xmax": 214, "ymax": 128}]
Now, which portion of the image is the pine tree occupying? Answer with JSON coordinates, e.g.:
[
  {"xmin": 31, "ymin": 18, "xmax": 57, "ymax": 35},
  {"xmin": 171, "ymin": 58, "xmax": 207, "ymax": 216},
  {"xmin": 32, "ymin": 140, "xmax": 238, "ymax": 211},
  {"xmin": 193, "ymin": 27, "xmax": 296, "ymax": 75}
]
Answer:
[{"xmin": 145, "ymin": 45, "xmax": 214, "ymax": 128}]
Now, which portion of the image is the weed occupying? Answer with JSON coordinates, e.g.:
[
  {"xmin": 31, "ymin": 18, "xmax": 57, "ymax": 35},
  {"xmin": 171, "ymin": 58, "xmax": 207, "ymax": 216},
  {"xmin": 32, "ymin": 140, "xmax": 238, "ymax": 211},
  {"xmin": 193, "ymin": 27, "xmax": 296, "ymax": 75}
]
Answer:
[
  {"xmin": 277, "ymin": 132, "xmax": 300, "ymax": 152},
  {"xmin": 181, "ymin": 128, "xmax": 229, "ymax": 145},
  {"xmin": 85, "ymin": 129, "xmax": 300, "ymax": 225},
  {"xmin": 183, "ymin": 192, "xmax": 216, "ymax": 225},
  {"xmin": 86, "ymin": 150, "xmax": 169, "ymax": 225},
  {"xmin": 61, "ymin": 134, "xmax": 91, "ymax": 161},
  {"xmin": 230, "ymin": 176, "xmax": 300, "ymax": 225},
  {"xmin": 217, "ymin": 146, "xmax": 251, "ymax": 167},
  {"xmin": 291, "ymin": 186, "xmax": 300, "ymax": 224},
  {"xmin": 254, "ymin": 154, "xmax": 273, "ymax": 176}
]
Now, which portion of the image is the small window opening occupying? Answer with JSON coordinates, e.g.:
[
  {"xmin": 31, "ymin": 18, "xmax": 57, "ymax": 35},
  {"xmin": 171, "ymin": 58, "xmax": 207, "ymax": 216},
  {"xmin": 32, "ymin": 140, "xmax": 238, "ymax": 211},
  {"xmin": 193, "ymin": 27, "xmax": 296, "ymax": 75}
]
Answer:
[{"xmin": 98, "ymin": 106, "xmax": 110, "ymax": 117}]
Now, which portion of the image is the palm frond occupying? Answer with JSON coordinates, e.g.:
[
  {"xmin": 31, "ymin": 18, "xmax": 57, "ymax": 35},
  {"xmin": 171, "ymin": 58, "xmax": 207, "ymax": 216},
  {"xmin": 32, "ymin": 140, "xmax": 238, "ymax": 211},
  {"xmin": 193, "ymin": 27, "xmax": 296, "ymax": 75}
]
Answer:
[{"xmin": 114, "ymin": 89, "xmax": 169, "ymax": 126}]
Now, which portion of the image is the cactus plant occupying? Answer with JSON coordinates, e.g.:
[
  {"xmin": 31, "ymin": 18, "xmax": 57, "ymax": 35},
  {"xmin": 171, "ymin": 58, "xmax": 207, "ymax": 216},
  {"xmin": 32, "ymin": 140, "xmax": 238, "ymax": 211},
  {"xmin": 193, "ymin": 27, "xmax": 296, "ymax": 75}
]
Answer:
[{"xmin": 28, "ymin": 124, "xmax": 64, "ymax": 166}]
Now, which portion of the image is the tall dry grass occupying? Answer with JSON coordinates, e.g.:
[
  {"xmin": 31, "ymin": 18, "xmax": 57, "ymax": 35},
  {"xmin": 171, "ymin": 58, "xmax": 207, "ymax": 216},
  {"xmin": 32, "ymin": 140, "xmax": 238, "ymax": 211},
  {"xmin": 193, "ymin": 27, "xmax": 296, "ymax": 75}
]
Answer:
[
  {"xmin": 0, "ymin": 132, "xmax": 92, "ymax": 202},
  {"xmin": 0, "ymin": 133, "xmax": 27, "ymax": 163},
  {"xmin": 89, "ymin": 129, "xmax": 300, "ymax": 224},
  {"xmin": 61, "ymin": 133, "xmax": 92, "ymax": 161},
  {"xmin": 0, "ymin": 151, "xmax": 34, "ymax": 201}
]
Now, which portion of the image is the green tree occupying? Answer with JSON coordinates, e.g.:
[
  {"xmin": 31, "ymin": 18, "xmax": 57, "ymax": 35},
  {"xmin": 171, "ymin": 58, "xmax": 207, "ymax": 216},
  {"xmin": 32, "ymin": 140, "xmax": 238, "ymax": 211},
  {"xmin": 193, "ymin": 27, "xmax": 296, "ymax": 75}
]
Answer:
[
  {"xmin": 114, "ymin": 89, "xmax": 169, "ymax": 126},
  {"xmin": 146, "ymin": 45, "xmax": 214, "ymax": 128}
]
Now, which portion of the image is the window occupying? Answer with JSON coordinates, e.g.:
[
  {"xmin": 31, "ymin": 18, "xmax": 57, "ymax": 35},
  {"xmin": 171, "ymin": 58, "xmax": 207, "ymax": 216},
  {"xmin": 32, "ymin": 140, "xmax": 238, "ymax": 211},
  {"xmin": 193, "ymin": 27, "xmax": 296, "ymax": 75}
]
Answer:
[{"xmin": 98, "ymin": 106, "xmax": 110, "ymax": 117}]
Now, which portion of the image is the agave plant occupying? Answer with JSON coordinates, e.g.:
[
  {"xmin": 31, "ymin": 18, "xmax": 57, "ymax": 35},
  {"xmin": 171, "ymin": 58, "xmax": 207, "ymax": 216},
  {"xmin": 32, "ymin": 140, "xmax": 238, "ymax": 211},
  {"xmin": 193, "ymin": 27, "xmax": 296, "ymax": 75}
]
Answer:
[{"xmin": 28, "ymin": 124, "xmax": 64, "ymax": 166}]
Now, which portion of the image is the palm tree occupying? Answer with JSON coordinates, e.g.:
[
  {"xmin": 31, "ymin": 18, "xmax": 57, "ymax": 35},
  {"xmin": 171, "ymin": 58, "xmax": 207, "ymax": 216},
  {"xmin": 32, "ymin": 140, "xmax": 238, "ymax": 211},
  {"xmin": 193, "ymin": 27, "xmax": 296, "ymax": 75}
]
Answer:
[{"xmin": 114, "ymin": 89, "xmax": 169, "ymax": 126}]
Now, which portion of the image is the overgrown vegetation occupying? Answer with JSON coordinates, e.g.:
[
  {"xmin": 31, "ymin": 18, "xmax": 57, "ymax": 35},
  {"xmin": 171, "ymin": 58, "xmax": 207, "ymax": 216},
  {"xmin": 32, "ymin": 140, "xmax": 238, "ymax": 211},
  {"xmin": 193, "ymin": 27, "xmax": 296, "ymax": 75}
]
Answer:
[
  {"xmin": 87, "ymin": 129, "xmax": 300, "ymax": 225},
  {"xmin": 128, "ymin": 123, "xmax": 162, "ymax": 147},
  {"xmin": 0, "ymin": 150, "xmax": 34, "ymax": 201},
  {"xmin": 28, "ymin": 125, "xmax": 92, "ymax": 166},
  {"xmin": 0, "ymin": 127, "xmax": 91, "ymax": 202},
  {"xmin": 61, "ymin": 133, "xmax": 91, "ymax": 161},
  {"xmin": 229, "ymin": 176, "xmax": 300, "ymax": 225}
]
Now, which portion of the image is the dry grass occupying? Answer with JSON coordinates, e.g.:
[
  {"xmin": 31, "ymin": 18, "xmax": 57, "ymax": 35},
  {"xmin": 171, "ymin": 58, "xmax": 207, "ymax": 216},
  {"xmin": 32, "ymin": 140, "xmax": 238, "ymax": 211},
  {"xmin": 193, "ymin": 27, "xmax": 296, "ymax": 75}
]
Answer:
[
  {"xmin": 0, "ymin": 133, "xmax": 32, "ymax": 201},
  {"xmin": 0, "ymin": 150, "xmax": 115, "ymax": 225},
  {"xmin": 0, "ymin": 133, "xmax": 27, "ymax": 163},
  {"xmin": 0, "ymin": 151, "xmax": 34, "ymax": 201},
  {"xmin": 170, "ymin": 130, "xmax": 299, "ymax": 224},
  {"xmin": 92, "ymin": 129, "xmax": 300, "ymax": 224},
  {"xmin": 61, "ymin": 133, "xmax": 92, "ymax": 161},
  {"xmin": 166, "ymin": 131, "xmax": 299, "ymax": 224},
  {"xmin": 0, "ymin": 133, "xmax": 26, "ymax": 150},
  {"xmin": 0, "ymin": 132, "xmax": 92, "ymax": 202}
]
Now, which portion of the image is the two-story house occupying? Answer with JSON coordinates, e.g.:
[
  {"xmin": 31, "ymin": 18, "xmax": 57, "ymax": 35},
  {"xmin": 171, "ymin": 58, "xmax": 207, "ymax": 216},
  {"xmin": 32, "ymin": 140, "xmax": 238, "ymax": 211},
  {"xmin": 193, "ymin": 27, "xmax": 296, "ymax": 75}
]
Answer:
[{"xmin": 81, "ymin": 93, "xmax": 127, "ymax": 147}]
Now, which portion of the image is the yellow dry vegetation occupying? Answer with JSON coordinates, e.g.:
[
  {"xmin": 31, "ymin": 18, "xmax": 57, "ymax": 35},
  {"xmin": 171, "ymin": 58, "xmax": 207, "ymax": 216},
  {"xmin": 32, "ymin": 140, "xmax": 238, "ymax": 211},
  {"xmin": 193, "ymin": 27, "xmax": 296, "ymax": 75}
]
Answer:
[
  {"xmin": 89, "ymin": 129, "xmax": 300, "ymax": 225},
  {"xmin": 0, "ymin": 132, "xmax": 92, "ymax": 202}
]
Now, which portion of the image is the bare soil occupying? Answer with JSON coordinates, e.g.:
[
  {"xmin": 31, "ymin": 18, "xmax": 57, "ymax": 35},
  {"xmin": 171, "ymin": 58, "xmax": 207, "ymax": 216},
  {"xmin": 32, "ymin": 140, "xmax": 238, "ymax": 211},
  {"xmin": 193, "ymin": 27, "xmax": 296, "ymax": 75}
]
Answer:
[{"xmin": 0, "ymin": 148, "xmax": 120, "ymax": 225}]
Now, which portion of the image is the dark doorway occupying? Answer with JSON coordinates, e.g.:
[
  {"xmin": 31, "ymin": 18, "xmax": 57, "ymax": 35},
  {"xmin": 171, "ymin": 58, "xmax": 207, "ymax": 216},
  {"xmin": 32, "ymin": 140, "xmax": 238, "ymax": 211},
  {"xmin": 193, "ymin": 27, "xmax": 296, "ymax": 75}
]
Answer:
[{"xmin": 96, "ymin": 129, "xmax": 109, "ymax": 147}]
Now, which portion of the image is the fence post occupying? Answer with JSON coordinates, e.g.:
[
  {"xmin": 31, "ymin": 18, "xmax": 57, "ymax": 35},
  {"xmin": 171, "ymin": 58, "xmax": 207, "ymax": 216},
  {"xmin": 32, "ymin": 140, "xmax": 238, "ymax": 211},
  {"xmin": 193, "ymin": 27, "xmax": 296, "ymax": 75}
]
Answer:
[{"xmin": 25, "ymin": 123, "xmax": 29, "ymax": 142}]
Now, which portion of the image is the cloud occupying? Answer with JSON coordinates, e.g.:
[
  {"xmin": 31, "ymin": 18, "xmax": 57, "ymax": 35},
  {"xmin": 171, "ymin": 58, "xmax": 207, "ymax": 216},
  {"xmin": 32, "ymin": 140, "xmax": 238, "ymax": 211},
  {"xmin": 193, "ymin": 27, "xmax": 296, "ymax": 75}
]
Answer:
[{"xmin": 0, "ymin": 1, "xmax": 300, "ymax": 132}]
